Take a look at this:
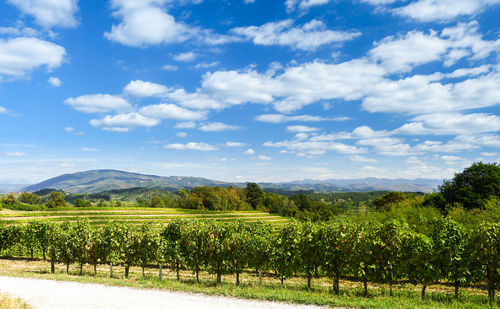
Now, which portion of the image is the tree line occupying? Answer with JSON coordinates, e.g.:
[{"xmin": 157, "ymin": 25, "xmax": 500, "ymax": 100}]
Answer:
[{"xmin": 0, "ymin": 219, "xmax": 498, "ymax": 304}]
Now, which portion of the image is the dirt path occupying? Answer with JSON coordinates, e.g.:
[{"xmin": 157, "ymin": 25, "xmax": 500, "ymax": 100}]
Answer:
[{"xmin": 0, "ymin": 276, "xmax": 324, "ymax": 309}]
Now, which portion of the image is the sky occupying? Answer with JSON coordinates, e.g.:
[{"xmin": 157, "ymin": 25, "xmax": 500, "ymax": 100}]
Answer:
[{"xmin": 1, "ymin": 0, "xmax": 500, "ymax": 184}]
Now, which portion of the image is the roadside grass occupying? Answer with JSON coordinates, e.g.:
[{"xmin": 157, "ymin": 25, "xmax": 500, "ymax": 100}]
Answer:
[
  {"xmin": 0, "ymin": 293, "xmax": 31, "ymax": 309},
  {"xmin": 0, "ymin": 258, "xmax": 494, "ymax": 309}
]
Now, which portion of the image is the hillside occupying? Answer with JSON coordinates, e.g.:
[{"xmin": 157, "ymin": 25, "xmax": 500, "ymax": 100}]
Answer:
[
  {"xmin": 23, "ymin": 170, "xmax": 227, "ymax": 194},
  {"xmin": 21, "ymin": 170, "xmax": 442, "ymax": 194}
]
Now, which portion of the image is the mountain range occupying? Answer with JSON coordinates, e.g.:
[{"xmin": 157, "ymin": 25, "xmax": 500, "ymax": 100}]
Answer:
[{"xmin": 17, "ymin": 170, "xmax": 443, "ymax": 194}]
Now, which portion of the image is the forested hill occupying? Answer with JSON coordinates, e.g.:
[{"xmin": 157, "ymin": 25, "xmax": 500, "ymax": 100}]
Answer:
[
  {"xmin": 23, "ymin": 170, "xmax": 227, "ymax": 194},
  {"xmin": 22, "ymin": 169, "xmax": 441, "ymax": 194}
]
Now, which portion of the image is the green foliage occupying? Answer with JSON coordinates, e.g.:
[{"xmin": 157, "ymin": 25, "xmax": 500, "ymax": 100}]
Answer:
[
  {"xmin": 45, "ymin": 191, "xmax": 68, "ymax": 208},
  {"xmin": 373, "ymin": 192, "xmax": 408, "ymax": 211},
  {"xmin": 18, "ymin": 192, "xmax": 41, "ymax": 205},
  {"xmin": 2, "ymin": 193, "xmax": 17, "ymax": 206},
  {"xmin": 160, "ymin": 220, "xmax": 184, "ymax": 279},
  {"xmin": 273, "ymin": 222, "xmax": 299, "ymax": 285},
  {"xmin": 74, "ymin": 198, "xmax": 92, "ymax": 207},
  {"xmin": 246, "ymin": 183, "xmax": 263, "ymax": 209},
  {"xmin": 439, "ymin": 162, "xmax": 500, "ymax": 210}
]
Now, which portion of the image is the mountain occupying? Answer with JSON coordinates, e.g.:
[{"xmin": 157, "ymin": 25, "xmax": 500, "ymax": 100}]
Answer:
[
  {"xmin": 22, "ymin": 170, "xmax": 443, "ymax": 194},
  {"xmin": 23, "ymin": 170, "xmax": 227, "ymax": 194}
]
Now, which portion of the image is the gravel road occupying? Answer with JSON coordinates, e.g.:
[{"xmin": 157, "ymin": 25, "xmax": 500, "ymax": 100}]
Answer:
[{"xmin": 0, "ymin": 276, "xmax": 323, "ymax": 309}]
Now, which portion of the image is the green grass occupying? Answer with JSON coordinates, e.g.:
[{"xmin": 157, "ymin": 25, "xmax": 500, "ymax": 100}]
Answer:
[
  {"xmin": 0, "ymin": 207, "xmax": 290, "ymax": 229},
  {"xmin": 0, "ymin": 258, "xmax": 495, "ymax": 309}
]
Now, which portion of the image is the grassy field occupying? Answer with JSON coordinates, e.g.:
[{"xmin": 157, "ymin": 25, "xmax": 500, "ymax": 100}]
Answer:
[
  {"xmin": 0, "ymin": 258, "xmax": 494, "ymax": 309},
  {"xmin": 0, "ymin": 207, "xmax": 291, "ymax": 230}
]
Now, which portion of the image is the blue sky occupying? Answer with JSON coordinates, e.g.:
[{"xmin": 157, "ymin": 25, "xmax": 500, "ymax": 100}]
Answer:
[{"xmin": 1, "ymin": 0, "xmax": 500, "ymax": 184}]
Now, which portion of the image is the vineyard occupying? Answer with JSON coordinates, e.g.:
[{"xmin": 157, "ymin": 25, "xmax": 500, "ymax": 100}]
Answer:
[{"xmin": 0, "ymin": 218, "xmax": 498, "ymax": 308}]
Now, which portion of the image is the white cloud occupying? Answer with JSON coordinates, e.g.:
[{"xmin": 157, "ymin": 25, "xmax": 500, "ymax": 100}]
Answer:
[
  {"xmin": 258, "ymin": 155, "xmax": 271, "ymax": 160},
  {"xmin": 174, "ymin": 52, "xmax": 197, "ymax": 62},
  {"xmin": 104, "ymin": 0, "xmax": 193, "ymax": 47},
  {"xmin": 225, "ymin": 142, "xmax": 246, "ymax": 147},
  {"xmin": 357, "ymin": 136, "xmax": 412, "ymax": 156},
  {"xmin": 48, "ymin": 77, "xmax": 61, "ymax": 87},
  {"xmin": 7, "ymin": 0, "xmax": 79, "ymax": 28},
  {"xmin": 396, "ymin": 113, "xmax": 500, "ymax": 135},
  {"xmin": 394, "ymin": 0, "xmax": 500, "ymax": 22},
  {"xmin": 286, "ymin": 125, "xmax": 320, "ymax": 133},
  {"xmin": 65, "ymin": 94, "xmax": 132, "ymax": 114},
  {"xmin": 176, "ymin": 132, "xmax": 187, "ymax": 138},
  {"xmin": 3, "ymin": 152, "xmax": 28, "ymax": 157},
  {"xmin": 285, "ymin": 0, "xmax": 334, "ymax": 11},
  {"xmin": 0, "ymin": 107, "xmax": 7, "ymax": 114},
  {"xmin": 175, "ymin": 121, "xmax": 196, "ymax": 129},
  {"xmin": 166, "ymin": 89, "xmax": 225, "ymax": 110},
  {"xmin": 164, "ymin": 142, "xmax": 218, "ymax": 151},
  {"xmin": 255, "ymin": 114, "xmax": 332, "ymax": 123},
  {"xmin": 244, "ymin": 148, "xmax": 255, "ymax": 155},
  {"xmin": 162, "ymin": 64, "xmax": 178, "ymax": 71},
  {"xmin": 0, "ymin": 37, "xmax": 66, "ymax": 77},
  {"xmin": 264, "ymin": 135, "xmax": 367, "ymax": 156},
  {"xmin": 193, "ymin": 61, "xmax": 219, "ymax": 69},
  {"xmin": 350, "ymin": 155, "xmax": 377, "ymax": 163},
  {"xmin": 90, "ymin": 113, "xmax": 160, "ymax": 132},
  {"xmin": 198, "ymin": 122, "xmax": 240, "ymax": 132},
  {"xmin": 81, "ymin": 147, "xmax": 99, "ymax": 152},
  {"xmin": 139, "ymin": 103, "xmax": 207, "ymax": 120},
  {"xmin": 124, "ymin": 80, "xmax": 168, "ymax": 97},
  {"xmin": 231, "ymin": 19, "xmax": 361, "ymax": 51},
  {"xmin": 64, "ymin": 126, "xmax": 74, "ymax": 132}
]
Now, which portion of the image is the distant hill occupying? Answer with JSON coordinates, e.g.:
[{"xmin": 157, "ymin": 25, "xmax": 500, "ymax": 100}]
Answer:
[
  {"xmin": 23, "ymin": 170, "xmax": 227, "ymax": 194},
  {"xmin": 22, "ymin": 170, "xmax": 443, "ymax": 194}
]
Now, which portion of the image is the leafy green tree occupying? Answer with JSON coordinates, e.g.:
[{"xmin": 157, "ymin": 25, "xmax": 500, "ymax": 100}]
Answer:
[
  {"xmin": 179, "ymin": 220, "xmax": 210, "ymax": 282},
  {"xmin": 3, "ymin": 193, "xmax": 17, "ymax": 206},
  {"xmin": 373, "ymin": 220, "xmax": 410, "ymax": 296},
  {"xmin": 18, "ymin": 192, "xmax": 41, "ymax": 205},
  {"xmin": 160, "ymin": 220, "xmax": 185, "ymax": 280},
  {"xmin": 296, "ymin": 221, "xmax": 323, "ymax": 289},
  {"xmin": 471, "ymin": 222, "xmax": 499, "ymax": 305},
  {"xmin": 246, "ymin": 183, "xmax": 263, "ymax": 209},
  {"xmin": 0, "ymin": 223, "xmax": 20, "ymax": 255},
  {"xmin": 101, "ymin": 222, "xmax": 124, "ymax": 278},
  {"xmin": 54, "ymin": 222, "xmax": 74, "ymax": 273},
  {"xmin": 150, "ymin": 195, "xmax": 165, "ymax": 208},
  {"xmin": 351, "ymin": 224, "xmax": 379, "ymax": 296},
  {"xmin": 432, "ymin": 219, "xmax": 471, "ymax": 299},
  {"xmin": 206, "ymin": 221, "xmax": 231, "ymax": 284},
  {"xmin": 404, "ymin": 231, "xmax": 439, "ymax": 300},
  {"xmin": 88, "ymin": 226, "xmax": 108, "ymax": 275},
  {"xmin": 373, "ymin": 192, "xmax": 407, "ymax": 211},
  {"xmin": 439, "ymin": 162, "xmax": 500, "ymax": 210},
  {"xmin": 47, "ymin": 224, "xmax": 61, "ymax": 273},
  {"xmin": 136, "ymin": 224, "xmax": 159, "ymax": 277},
  {"xmin": 119, "ymin": 224, "xmax": 139, "ymax": 278},
  {"xmin": 23, "ymin": 222, "xmax": 39, "ymax": 259},
  {"xmin": 70, "ymin": 220, "xmax": 91, "ymax": 275},
  {"xmin": 74, "ymin": 198, "xmax": 92, "ymax": 207},
  {"xmin": 227, "ymin": 221, "xmax": 253, "ymax": 286},
  {"xmin": 45, "ymin": 191, "xmax": 68, "ymax": 208},
  {"xmin": 321, "ymin": 221, "xmax": 358, "ymax": 294},
  {"xmin": 247, "ymin": 222, "xmax": 273, "ymax": 285},
  {"xmin": 273, "ymin": 222, "xmax": 299, "ymax": 286}
]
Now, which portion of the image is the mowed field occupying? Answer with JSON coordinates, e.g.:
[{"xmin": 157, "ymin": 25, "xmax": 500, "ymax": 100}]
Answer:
[{"xmin": 0, "ymin": 207, "xmax": 290, "ymax": 230}]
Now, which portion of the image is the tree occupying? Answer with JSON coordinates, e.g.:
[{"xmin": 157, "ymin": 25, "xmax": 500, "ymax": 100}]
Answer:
[
  {"xmin": 296, "ymin": 221, "xmax": 322, "ymax": 289},
  {"xmin": 3, "ymin": 193, "xmax": 17, "ymax": 206},
  {"xmin": 439, "ymin": 162, "xmax": 500, "ymax": 210},
  {"xmin": 404, "ymin": 231, "xmax": 439, "ymax": 300},
  {"xmin": 101, "ymin": 222, "xmax": 124, "ymax": 278},
  {"xmin": 45, "ymin": 191, "xmax": 67, "ymax": 208},
  {"xmin": 227, "ymin": 221, "xmax": 252, "ymax": 286},
  {"xmin": 206, "ymin": 221, "xmax": 231, "ymax": 284},
  {"xmin": 322, "ymin": 221, "xmax": 358, "ymax": 294},
  {"xmin": 432, "ymin": 219, "xmax": 471, "ymax": 299},
  {"xmin": 74, "ymin": 198, "xmax": 92, "ymax": 207},
  {"xmin": 150, "ymin": 195, "xmax": 165, "ymax": 208},
  {"xmin": 247, "ymin": 222, "xmax": 273, "ymax": 285},
  {"xmin": 119, "ymin": 224, "xmax": 139, "ymax": 279},
  {"xmin": 179, "ymin": 220, "xmax": 210, "ymax": 282},
  {"xmin": 373, "ymin": 192, "xmax": 407, "ymax": 211},
  {"xmin": 351, "ymin": 224, "xmax": 379, "ymax": 297},
  {"xmin": 23, "ymin": 222, "xmax": 40, "ymax": 259},
  {"xmin": 246, "ymin": 183, "xmax": 263, "ymax": 209},
  {"xmin": 160, "ymin": 220, "xmax": 184, "ymax": 280},
  {"xmin": 35, "ymin": 222, "xmax": 51, "ymax": 259},
  {"xmin": 136, "ymin": 224, "xmax": 159, "ymax": 277},
  {"xmin": 53, "ymin": 222, "xmax": 74, "ymax": 273},
  {"xmin": 18, "ymin": 192, "xmax": 41, "ymax": 205},
  {"xmin": 88, "ymin": 227, "xmax": 108, "ymax": 275},
  {"xmin": 273, "ymin": 222, "xmax": 299, "ymax": 286},
  {"xmin": 70, "ymin": 220, "xmax": 91, "ymax": 275},
  {"xmin": 471, "ymin": 222, "xmax": 499, "ymax": 305}
]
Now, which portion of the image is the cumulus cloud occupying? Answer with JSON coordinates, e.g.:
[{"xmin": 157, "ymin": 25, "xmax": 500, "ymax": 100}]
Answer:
[
  {"xmin": 175, "ymin": 121, "xmax": 197, "ymax": 129},
  {"xmin": 244, "ymin": 148, "xmax": 255, "ymax": 155},
  {"xmin": 285, "ymin": 0, "xmax": 333, "ymax": 11},
  {"xmin": 7, "ymin": 0, "xmax": 79, "ymax": 28},
  {"xmin": 90, "ymin": 113, "xmax": 160, "ymax": 132},
  {"xmin": 255, "ymin": 114, "xmax": 333, "ymax": 123},
  {"xmin": 64, "ymin": 127, "xmax": 74, "ymax": 132},
  {"xmin": 225, "ymin": 142, "xmax": 246, "ymax": 147},
  {"xmin": 396, "ymin": 113, "xmax": 500, "ymax": 135},
  {"xmin": 48, "ymin": 77, "xmax": 61, "ymax": 87},
  {"xmin": 231, "ymin": 19, "xmax": 361, "ymax": 51},
  {"xmin": 65, "ymin": 94, "xmax": 132, "ymax": 114},
  {"xmin": 124, "ymin": 80, "xmax": 168, "ymax": 97},
  {"xmin": 394, "ymin": 0, "xmax": 500, "ymax": 22},
  {"xmin": 139, "ymin": 103, "xmax": 207, "ymax": 120},
  {"xmin": 0, "ymin": 37, "xmax": 66, "ymax": 77},
  {"xmin": 264, "ymin": 135, "xmax": 367, "ymax": 157},
  {"xmin": 164, "ymin": 142, "xmax": 218, "ymax": 151},
  {"xmin": 198, "ymin": 122, "xmax": 240, "ymax": 132},
  {"xmin": 258, "ymin": 155, "xmax": 271, "ymax": 160},
  {"xmin": 104, "ymin": 0, "xmax": 193, "ymax": 47},
  {"xmin": 174, "ymin": 52, "xmax": 197, "ymax": 62}
]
